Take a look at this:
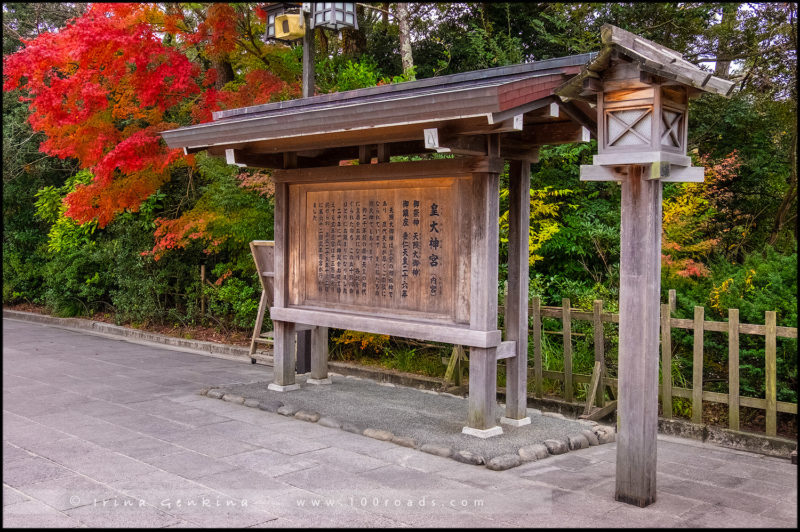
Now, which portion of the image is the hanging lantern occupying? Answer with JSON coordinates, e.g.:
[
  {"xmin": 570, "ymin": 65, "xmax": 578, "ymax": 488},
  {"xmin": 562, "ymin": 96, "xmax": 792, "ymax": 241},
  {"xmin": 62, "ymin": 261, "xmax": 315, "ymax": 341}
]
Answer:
[
  {"xmin": 309, "ymin": 2, "xmax": 358, "ymax": 31},
  {"xmin": 264, "ymin": 2, "xmax": 304, "ymax": 41}
]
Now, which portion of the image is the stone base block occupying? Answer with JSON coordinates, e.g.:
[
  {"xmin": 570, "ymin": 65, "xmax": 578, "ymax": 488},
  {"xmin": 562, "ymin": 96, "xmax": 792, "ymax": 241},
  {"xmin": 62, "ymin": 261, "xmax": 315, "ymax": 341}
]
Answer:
[
  {"xmin": 500, "ymin": 416, "xmax": 531, "ymax": 427},
  {"xmin": 461, "ymin": 425, "xmax": 503, "ymax": 439},
  {"xmin": 268, "ymin": 383, "xmax": 300, "ymax": 392}
]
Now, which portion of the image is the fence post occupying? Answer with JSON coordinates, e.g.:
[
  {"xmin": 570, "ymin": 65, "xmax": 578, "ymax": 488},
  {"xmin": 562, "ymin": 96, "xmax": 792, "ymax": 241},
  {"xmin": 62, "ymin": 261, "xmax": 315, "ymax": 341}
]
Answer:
[
  {"xmin": 593, "ymin": 299, "xmax": 605, "ymax": 407},
  {"xmin": 660, "ymin": 302, "xmax": 672, "ymax": 419},
  {"xmin": 668, "ymin": 289, "xmax": 676, "ymax": 313},
  {"xmin": 200, "ymin": 265, "xmax": 206, "ymax": 317},
  {"xmin": 765, "ymin": 311, "xmax": 777, "ymax": 436},
  {"xmin": 692, "ymin": 306, "xmax": 704, "ymax": 424},
  {"xmin": 728, "ymin": 308, "xmax": 739, "ymax": 431},
  {"xmin": 532, "ymin": 296, "xmax": 542, "ymax": 398},
  {"xmin": 562, "ymin": 297, "xmax": 572, "ymax": 403}
]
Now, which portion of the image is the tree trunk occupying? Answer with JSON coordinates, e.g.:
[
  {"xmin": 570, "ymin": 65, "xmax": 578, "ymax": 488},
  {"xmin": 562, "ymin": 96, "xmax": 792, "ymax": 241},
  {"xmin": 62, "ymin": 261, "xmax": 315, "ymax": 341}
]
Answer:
[
  {"xmin": 395, "ymin": 3, "xmax": 415, "ymax": 80},
  {"xmin": 212, "ymin": 57, "xmax": 235, "ymax": 90},
  {"xmin": 714, "ymin": 4, "xmax": 737, "ymax": 78},
  {"xmin": 768, "ymin": 130, "xmax": 798, "ymax": 245}
]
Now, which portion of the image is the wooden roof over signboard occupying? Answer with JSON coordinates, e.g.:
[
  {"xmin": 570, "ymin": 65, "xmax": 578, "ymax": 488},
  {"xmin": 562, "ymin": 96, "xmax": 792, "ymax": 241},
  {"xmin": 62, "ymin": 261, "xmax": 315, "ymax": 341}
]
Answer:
[{"xmin": 160, "ymin": 24, "xmax": 734, "ymax": 169}]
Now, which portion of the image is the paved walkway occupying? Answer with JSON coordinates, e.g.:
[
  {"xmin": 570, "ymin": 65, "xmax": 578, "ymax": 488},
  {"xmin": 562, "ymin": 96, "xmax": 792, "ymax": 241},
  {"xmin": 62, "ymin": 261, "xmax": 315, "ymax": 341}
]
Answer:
[{"xmin": 3, "ymin": 318, "xmax": 797, "ymax": 528}]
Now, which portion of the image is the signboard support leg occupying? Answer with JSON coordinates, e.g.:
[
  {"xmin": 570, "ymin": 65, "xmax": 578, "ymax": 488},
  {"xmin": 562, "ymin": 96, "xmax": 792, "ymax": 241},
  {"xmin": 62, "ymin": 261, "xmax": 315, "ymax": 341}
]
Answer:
[
  {"xmin": 307, "ymin": 326, "xmax": 331, "ymax": 384},
  {"xmin": 615, "ymin": 165, "xmax": 660, "ymax": 507},
  {"xmin": 501, "ymin": 159, "xmax": 531, "ymax": 427},
  {"xmin": 463, "ymin": 346, "xmax": 502, "ymax": 438},
  {"xmin": 269, "ymin": 320, "xmax": 300, "ymax": 392}
]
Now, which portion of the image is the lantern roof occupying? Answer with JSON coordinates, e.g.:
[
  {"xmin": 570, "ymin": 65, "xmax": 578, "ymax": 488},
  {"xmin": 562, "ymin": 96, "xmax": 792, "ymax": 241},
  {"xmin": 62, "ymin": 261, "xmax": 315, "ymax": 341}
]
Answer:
[{"xmin": 555, "ymin": 24, "xmax": 736, "ymax": 102}]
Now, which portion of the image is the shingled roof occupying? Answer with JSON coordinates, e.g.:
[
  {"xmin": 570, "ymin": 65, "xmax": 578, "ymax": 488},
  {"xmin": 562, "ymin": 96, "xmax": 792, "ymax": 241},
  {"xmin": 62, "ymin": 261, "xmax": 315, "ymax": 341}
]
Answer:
[
  {"xmin": 555, "ymin": 24, "xmax": 736, "ymax": 102},
  {"xmin": 161, "ymin": 53, "xmax": 592, "ymax": 153}
]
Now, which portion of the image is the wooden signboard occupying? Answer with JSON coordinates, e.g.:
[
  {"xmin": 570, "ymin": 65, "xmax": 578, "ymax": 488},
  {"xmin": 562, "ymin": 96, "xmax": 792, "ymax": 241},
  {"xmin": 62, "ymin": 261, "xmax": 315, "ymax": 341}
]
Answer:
[{"xmin": 287, "ymin": 177, "xmax": 471, "ymax": 325}]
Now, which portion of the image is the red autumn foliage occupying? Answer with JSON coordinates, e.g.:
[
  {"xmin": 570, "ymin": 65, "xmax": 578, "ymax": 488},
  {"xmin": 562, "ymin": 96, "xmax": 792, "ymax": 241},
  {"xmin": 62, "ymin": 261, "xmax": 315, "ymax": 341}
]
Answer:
[{"xmin": 3, "ymin": 2, "xmax": 298, "ymax": 237}]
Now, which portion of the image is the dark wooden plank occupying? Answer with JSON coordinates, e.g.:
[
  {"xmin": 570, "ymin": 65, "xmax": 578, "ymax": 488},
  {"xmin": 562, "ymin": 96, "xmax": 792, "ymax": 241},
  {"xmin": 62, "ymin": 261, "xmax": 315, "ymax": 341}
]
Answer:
[
  {"xmin": 272, "ymin": 157, "xmax": 503, "ymax": 183},
  {"xmin": 504, "ymin": 159, "xmax": 530, "ymax": 420}
]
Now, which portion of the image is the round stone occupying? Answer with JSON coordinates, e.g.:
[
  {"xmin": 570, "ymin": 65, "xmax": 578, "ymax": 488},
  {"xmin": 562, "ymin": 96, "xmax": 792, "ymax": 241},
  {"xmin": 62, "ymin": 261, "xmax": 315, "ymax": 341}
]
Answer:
[
  {"xmin": 341, "ymin": 422, "xmax": 362, "ymax": 434},
  {"xmin": 277, "ymin": 405, "xmax": 300, "ymax": 416},
  {"xmin": 257, "ymin": 400, "xmax": 284, "ymax": 412},
  {"xmin": 581, "ymin": 429, "xmax": 600, "ymax": 446},
  {"xmin": 543, "ymin": 439, "xmax": 569, "ymax": 455},
  {"xmin": 452, "ymin": 450, "xmax": 485, "ymax": 465},
  {"xmin": 294, "ymin": 410, "xmax": 321, "ymax": 422},
  {"xmin": 222, "ymin": 394, "xmax": 245, "ymax": 404},
  {"xmin": 486, "ymin": 453, "xmax": 522, "ymax": 471},
  {"xmin": 391, "ymin": 436, "xmax": 417, "ymax": 448},
  {"xmin": 568, "ymin": 434, "xmax": 590, "ymax": 450},
  {"xmin": 363, "ymin": 428, "xmax": 394, "ymax": 441},
  {"xmin": 420, "ymin": 444, "xmax": 452, "ymax": 458},
  {"xmin": 206, "ymin": 389, "xmax": 224, "ymax": 399},
  {"xmin": 518, "ymin": 444, "xmax": 549, "ymax": 462},
  {"xmin": 318, "ymin": 417, "xmax": 342, "ymax": 429},
  {"xmin": 243, "ymin": 398, "xmax": 260, "ymax": 408}
]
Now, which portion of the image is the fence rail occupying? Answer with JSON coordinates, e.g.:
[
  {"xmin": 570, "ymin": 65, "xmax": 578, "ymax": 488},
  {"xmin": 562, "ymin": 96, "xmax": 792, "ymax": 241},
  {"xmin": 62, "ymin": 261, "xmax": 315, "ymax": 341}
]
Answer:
[{"xmin": 500, "ymin": 291, "xmax": 797, "ymax": 437}]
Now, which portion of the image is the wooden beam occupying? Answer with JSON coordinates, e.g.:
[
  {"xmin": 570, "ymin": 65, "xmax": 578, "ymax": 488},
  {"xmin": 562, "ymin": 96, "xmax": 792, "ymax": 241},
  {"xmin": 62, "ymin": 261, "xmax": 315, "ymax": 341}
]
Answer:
[
  {"xmin": 495, "ymin": 341, "xmax": 517, "ymax": 360},
  {"xmin": 508, "ymin": 121, "xmax": 588, "ymax": 146},
  {"xmin": 269, "ymin": 307, "xmax": 501, "ymax": 348},
  {"xmin": 272, "ymin": 156, "xmax": 503, "ymax": 183},
  {"xmin": 555, "ymin": 100, "xmax": 598, "ymax": 136},
  {"xmin": 424, "ymin": 127, "xmax": 487, "ymax": 156}
]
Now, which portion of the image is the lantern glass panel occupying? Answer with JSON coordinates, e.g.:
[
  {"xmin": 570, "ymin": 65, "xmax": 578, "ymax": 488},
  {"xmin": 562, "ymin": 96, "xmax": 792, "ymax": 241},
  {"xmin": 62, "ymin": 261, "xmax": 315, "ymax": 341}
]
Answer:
[
  {"xmin": 607, "ymin": 109, "xmax": 651, "ymax": 147},
  {"xmin": 325, "ymin": 2, "xmax": 332, "ymax": 8},
  {"xmin": 335, "ymin": 2, "xmax": 343, "ymax": 8},
  {"xmin": 345, "ymin": 13, "xmax": 353, "ymax": 24},
  {"xmin": 335, "ymin": 10, "xmax": 343, "ymax": 21}
]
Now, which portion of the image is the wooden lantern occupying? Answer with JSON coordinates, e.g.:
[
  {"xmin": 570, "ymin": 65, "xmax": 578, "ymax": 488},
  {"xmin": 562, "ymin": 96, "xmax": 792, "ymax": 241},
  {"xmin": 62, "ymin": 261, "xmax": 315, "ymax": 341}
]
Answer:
[
  {"xmin": 264, "ymin": 2, "xmax": 302, "ymax": 41},
  {"xmin": 309, "ymin": 2, "xmax": 358, "ymax": 31},
  {"xmin": 274, "ymin": 13, "xmax": 305, "ymax": 40}
]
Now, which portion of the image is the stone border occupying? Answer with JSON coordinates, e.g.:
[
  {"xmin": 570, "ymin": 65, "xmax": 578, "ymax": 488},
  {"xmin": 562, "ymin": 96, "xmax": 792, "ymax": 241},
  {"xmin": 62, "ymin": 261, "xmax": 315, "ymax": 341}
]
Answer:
[
  {"xmin": 5, "ymin": 309, "xmax": 795, "ymax": 460},
  {"xmin": 198, "ymin": 377, "xmax": 616, "ymax": 472},
  {"xmin": 3, "ymin": 309, "xmax": 255, "ymax": 363}
]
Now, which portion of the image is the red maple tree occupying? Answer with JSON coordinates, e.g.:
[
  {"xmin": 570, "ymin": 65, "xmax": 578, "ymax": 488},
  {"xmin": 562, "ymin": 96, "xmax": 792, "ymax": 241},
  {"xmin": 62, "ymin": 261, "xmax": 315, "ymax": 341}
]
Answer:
[{"xmin": 4, "ymin": 3, "xmax": 295, "ymax": 239}]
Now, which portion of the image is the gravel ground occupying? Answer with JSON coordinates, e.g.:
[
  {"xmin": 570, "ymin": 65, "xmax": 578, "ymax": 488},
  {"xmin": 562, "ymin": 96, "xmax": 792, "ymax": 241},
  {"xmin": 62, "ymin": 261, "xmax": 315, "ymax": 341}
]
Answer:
[{"xmin": 216, "ymin": 374, "xmax": 592, "ymax": 461}]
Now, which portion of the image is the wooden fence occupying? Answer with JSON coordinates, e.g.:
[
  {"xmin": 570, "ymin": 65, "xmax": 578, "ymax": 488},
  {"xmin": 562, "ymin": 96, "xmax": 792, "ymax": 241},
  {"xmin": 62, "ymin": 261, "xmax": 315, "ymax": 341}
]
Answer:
[{"xmin": 499, "ymin": 291, "xmax": 797, "ymax": 436}]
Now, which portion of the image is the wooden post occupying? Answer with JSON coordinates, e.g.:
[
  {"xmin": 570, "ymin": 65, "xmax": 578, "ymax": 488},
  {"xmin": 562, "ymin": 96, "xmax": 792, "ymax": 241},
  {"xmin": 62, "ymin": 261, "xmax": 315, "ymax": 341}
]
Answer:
[
  {"xmin": 532, "ymin": 296, "xmax": 543, "ymax": 398},
  {"xmin": 692, "ymin": 306, "xmax": 704, "ymax": 424},
  {"xmin": 660, "ymin": 303, "xmax": 672, "ymax": 419},
  {"xmin": 593, "ymin": 299, "xmax": 605, "ymax": 407},
  {"xmin": 308, "ymin": 326, "xmax": 331, "ymax": 384},
  {"xmin": 562, "ymin": 298, "xmax": 573, "ymax": 403},
  {"xmin": 301, "ymin": 12, "xmax": 315, "ymax": 98},
  {"xmin": 268, "ymin": 181, "xmax": 299, "ymax": 391},
  {"xmin": 502, "ymin": 159, "xmax": 531, "ymax": 425},
  {"xmin": 668, "ymin": 289, "xmax": 676, "ymax": 313},
  {"xmin": 728, "ymin": 308, "xmax": 739, "ymax": 430},
  {"xmin": 765, "ymin": 311, "xmax": 777, "ymax": 436},
  {"xmin": 463, "ymin": 161, "xmax": 502, "ymax": 438},
  {"xmin": 615, "ymin": 165, "xmax": 660, "ymax": 508},
  {"xmin": 270, "ymin": 320, "xmax": 299, "ymax": 391}
]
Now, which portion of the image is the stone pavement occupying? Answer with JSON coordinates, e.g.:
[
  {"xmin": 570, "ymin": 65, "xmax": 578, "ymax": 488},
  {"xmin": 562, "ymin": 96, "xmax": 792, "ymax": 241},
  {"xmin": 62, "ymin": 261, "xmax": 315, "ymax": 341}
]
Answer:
[{"xmin": 3, "ymin": 318, "xmax": 797, "ymax": 528}]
